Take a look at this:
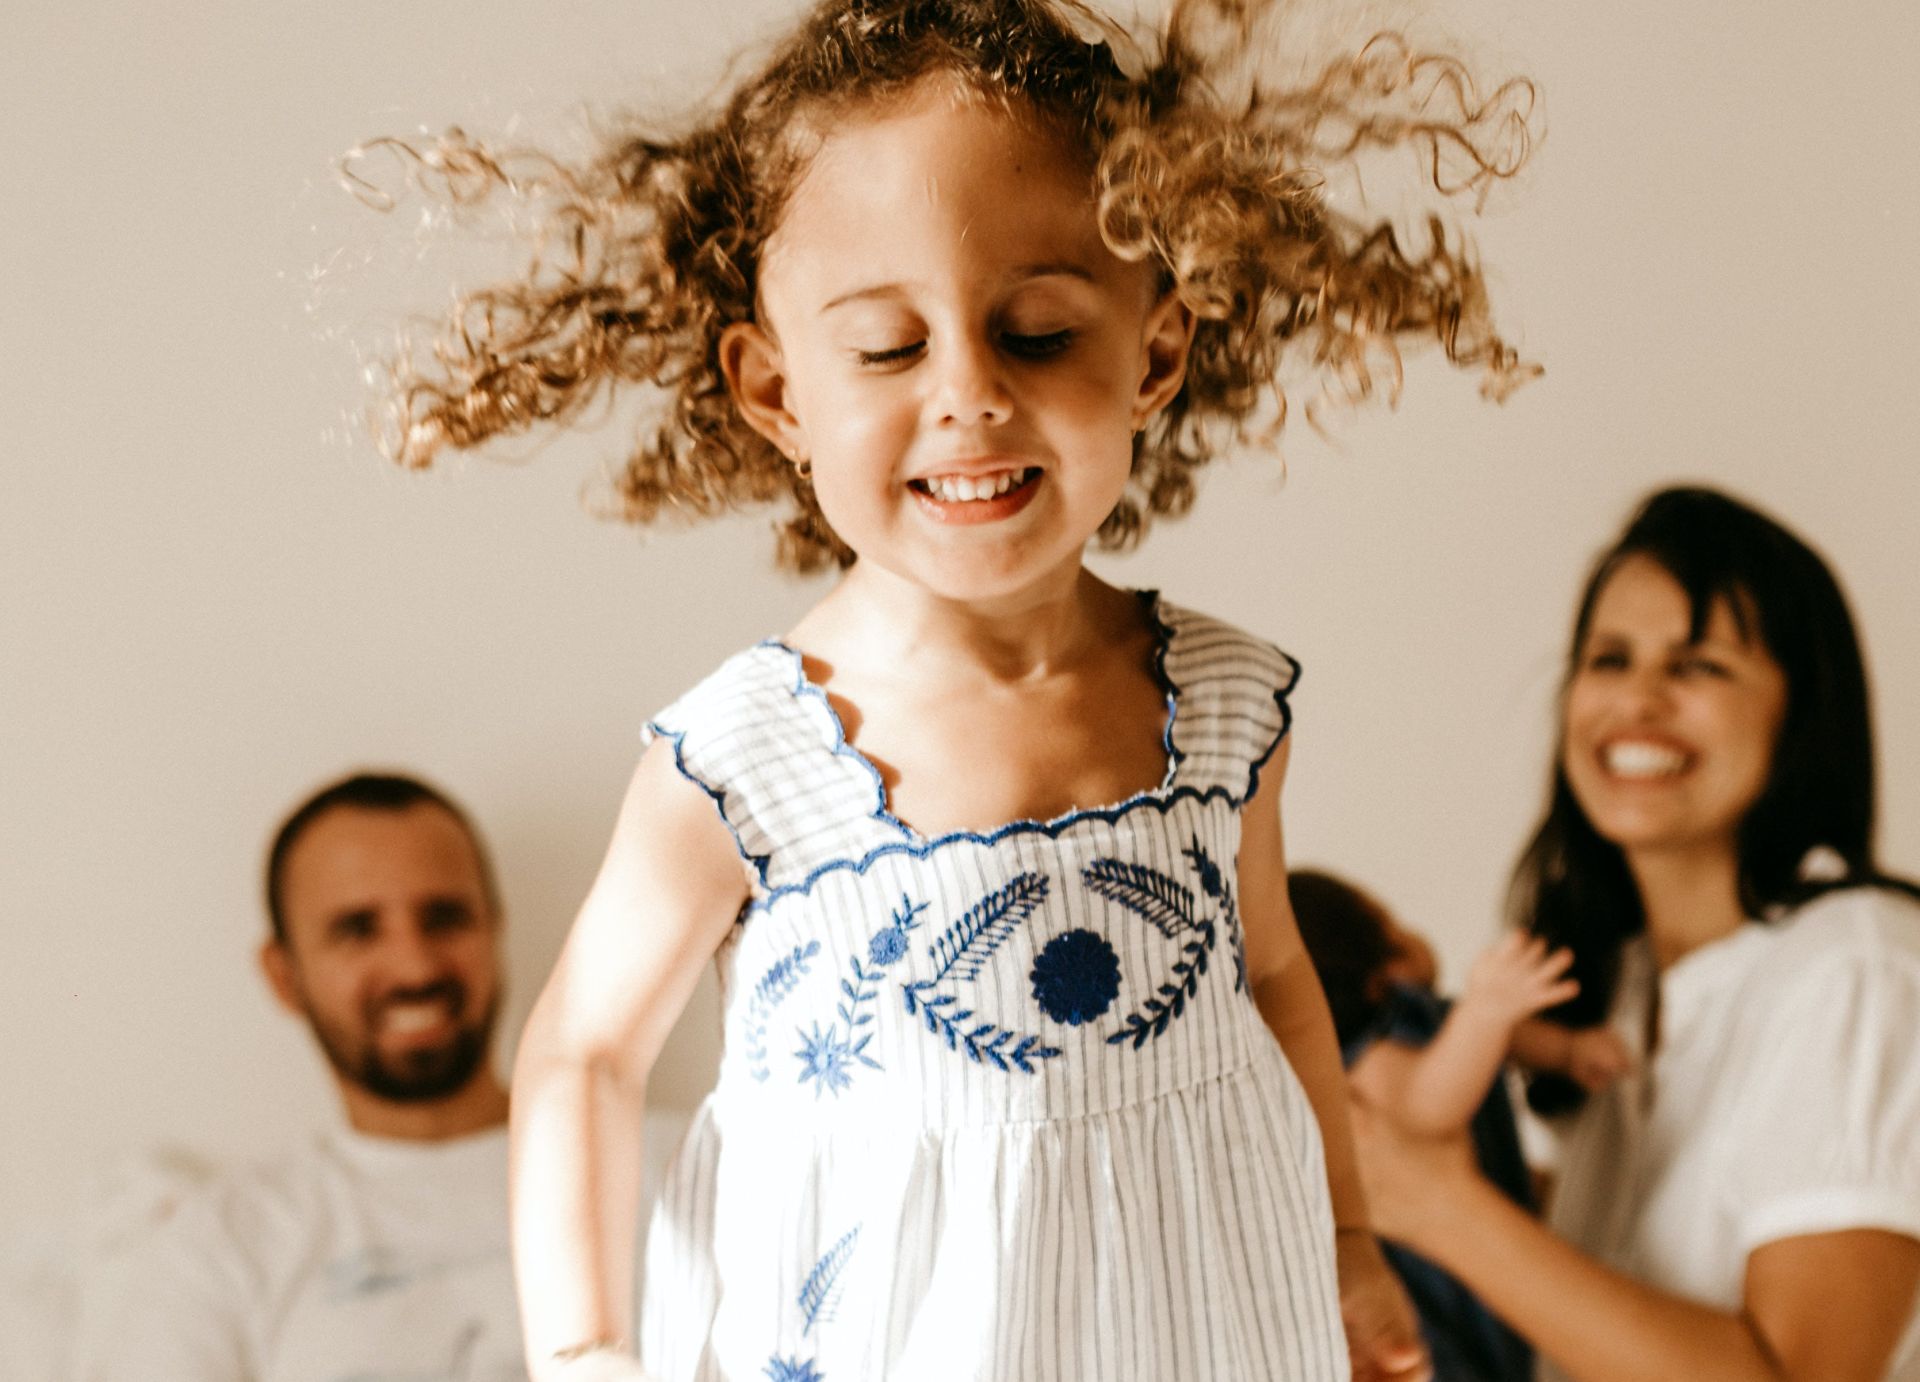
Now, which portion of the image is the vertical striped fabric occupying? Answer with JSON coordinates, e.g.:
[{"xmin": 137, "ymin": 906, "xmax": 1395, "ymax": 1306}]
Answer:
[{"xmin": 638, "ymin": 595, "xmax": 1347, "ymax": 1381}]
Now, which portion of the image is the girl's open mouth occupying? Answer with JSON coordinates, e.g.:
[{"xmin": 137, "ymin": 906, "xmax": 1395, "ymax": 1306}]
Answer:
[{"xmin": 909, "ymin": 467, "xmax": 1041, "ymax": 523}]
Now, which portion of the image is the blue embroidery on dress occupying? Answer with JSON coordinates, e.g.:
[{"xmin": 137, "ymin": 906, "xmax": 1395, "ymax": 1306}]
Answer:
[
  {"xmin": 900, "ymin": 988, "xmax": 1062, "ymax": 1071},
  {"xmin": 764, "ymin": 1358, "xmax": 825, "ymax": 1382},
  {"xmin": 740, "ymin": 785, "xmax": 1248, "ymax": 916},
  {"xmin": 1083, "ymin": 859, "xmax": 1200, "ymax": 937},
  {"xmin": 765, "ymin": 639, "xmax": 919, "ymax": 844},
  {"xmin": 1184, "ymin": 835, "xmax": 1246, "ymax": 992},
  {"xmin": 862, "ymin": 895, "xmax": 925, "ymax": 971},
  {"xmin": 1030, "ymin": 929, "xmax": 1122, "ymax": 1025},
  {"xmin": 898, "ymin": 873, "xmax": 1062, "ymax": 1072},
  {"xmin": 764, "ymin": 591, "xmax": 1179, "ymax": 852},
  {"xmin": 794, "ymin": 1019, "xmax": 879, "ymax": 1097},
  {"xmin": 653, "ymin": 598, "xmax": 1299, "ymax": 912},
  {"xmin": 1091, "ymin": 846, "xmax": 1231, "ymax": 1046},
  {"xmin": 643, "ymin": 721, "xmax": 775, "ymax": 887},
  {"xmin": 1141, "ymin": 586, "xmax": 1185, "ymax": 784},
  {"xmin": 925, "ymin": 873, "xmax": 1049, "ymax": 980},
  {"xmin": 748, "ymin": 940, "xmax": 822, "ymax": 1081},
  {"xmin": 788, "ymin": 898, "xmax": 923, "ymax": 1097},
  {"xmin": 799, "ymin": 1226, "xmax": 860, "ymax": 1335}
]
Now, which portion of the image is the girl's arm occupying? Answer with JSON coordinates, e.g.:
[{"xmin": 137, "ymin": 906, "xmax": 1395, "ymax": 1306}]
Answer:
[
  {"xmin": 1352, "ymin": 1105, "xmax": 1920, "ymax": 1381},
  {"xmin": 510, "ymin": 744, "xmax": 749, "ymax": 1381},
  {"xmin": 1348, "ymin": 934, "xmax": 1578, "ymax": 1133},
  {"xmin": 1239, "ymin": 739, "xmax": 1428, "ymax": 1382}
]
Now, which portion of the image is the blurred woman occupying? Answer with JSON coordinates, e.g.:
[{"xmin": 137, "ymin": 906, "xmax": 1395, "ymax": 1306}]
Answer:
[{"xmin": 1355, "ymin": 486, "xmax": 1920, "ymax": 1380}]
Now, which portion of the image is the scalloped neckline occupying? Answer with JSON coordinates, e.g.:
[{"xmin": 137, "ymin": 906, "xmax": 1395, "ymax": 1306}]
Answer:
[{"xmin": 763, "ymin": 589, "xmax": 1182, "ymax": 849}]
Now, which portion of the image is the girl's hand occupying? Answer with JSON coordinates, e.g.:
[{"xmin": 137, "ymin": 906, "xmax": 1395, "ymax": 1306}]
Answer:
[
  {"xmin": 1348, "ymin": 1099, "xmax": 1481, "ymax": 1257},
  {"xmin": 1460, "ymin": 934, "xmax": 1579, "ymax": 1029},
  {"xmin": 1335, "ymin": 1228, "xmax": 1432, "ymax": 1382},
  {"xmin": 1563, "ymin": 1024, "xmax": 1633, "ymax": 1091}
]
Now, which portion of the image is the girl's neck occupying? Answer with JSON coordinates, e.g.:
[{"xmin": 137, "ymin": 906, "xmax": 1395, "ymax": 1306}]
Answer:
[
  {"xmin": 1626, "ymin": 841, "xmax": 1749, "ymax": 971},
  {"xmin": 805, "ymin": 561, "xmax": 1133, "ymax": 684}
]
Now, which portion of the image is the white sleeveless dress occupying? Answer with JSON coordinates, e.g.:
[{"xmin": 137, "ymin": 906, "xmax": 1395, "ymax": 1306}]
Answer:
[{"xmin": 637, "ymin": 594, "xmax": 1346, "ymax": 1381}]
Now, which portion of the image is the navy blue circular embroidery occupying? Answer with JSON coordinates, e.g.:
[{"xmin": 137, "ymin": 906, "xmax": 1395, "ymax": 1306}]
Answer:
[
  {"xmin": 868, "ymin": 924, "xmax": 908, "ymax": 967},
  {"xmin": 1030, "ymin": 929, "xmax": 1121, "ymax": 1025}
]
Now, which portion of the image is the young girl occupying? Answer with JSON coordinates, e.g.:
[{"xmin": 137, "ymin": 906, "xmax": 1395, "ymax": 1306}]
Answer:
[
  {"xmin": 364, "ymin": 2, "xmax": 1536, "ymax": 1376},
  {"xmin": 1290, "ymin": 868, "xmax": 1631, "ymax": 1380}
]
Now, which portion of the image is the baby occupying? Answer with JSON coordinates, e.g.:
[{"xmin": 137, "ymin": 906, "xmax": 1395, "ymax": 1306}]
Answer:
[{"xmin": 1291, "ymin": 868, "xmax": 1630, "ymax": 1380}]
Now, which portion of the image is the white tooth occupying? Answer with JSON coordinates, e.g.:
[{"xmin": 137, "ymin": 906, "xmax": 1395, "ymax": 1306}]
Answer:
[
  {"xmin": 1605, "ymin": 742, "xmax": 1686, "ymax": 778},
  {"xmin": 995, "ymin": 472, "xmax": 1015, "ymax": 495},
  {"xmin": 964, "ymin": 476, "xmax": 986, "ymax": 501},
  {"xmin": 384, "ymin": 1003, "xmax": 447, "ymax": 1033}
]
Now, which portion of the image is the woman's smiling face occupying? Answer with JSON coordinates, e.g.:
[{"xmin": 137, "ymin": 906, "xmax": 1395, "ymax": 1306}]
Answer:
[
  {"xmin": 1562, "ymin": 554, "xmax": 1789, "ymax": 863},
  {"xmin": 722, "ymin": 79, "xmax": 1192, "ymax": 607}
]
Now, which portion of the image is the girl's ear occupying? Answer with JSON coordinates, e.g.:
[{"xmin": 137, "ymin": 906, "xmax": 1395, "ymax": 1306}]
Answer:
[
  {"xmin": 719, "ymin": 321, "xmax": 807, "ymax": 458},
  {"xmin": 1132, "ymin": 291, "xmax": 1197, "ymax": 429}
]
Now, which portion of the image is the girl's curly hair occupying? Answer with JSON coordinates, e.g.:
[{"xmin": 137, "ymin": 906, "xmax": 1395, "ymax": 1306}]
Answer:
[{"xmin": 351, "ymin": 0, "xmax": 1538, "ymax": 571}]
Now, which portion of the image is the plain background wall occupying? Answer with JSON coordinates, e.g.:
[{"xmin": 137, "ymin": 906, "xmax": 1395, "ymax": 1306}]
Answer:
[{"xmin": 4, "ymin": 0, "xmax": 1916, "ymax": 1246}]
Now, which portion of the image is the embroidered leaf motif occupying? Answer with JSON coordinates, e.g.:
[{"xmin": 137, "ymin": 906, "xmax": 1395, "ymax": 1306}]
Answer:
[
  {"xmin": 837, "ymin": 958, "xmax": 885, "ymax": 1031},
  {"xmin": 763, "ymin": 1356, "xmax": 825, "ymax": 1382},
  {"xmin": 747, "ymin": 940, "xmax": 822, "ymax": 1080},
  {"xmin": 1181, "ymin": 839, "xmax": 1246, "ymax": 993},
  {"xmin": 798, "ymin": 1226, "xmax": 859, "ymax": 1336},
  {"xmin": 926, "ymin": 872, "xmax": 1050, "ymax": 982},
  {"xmin": 1082, "ymin": 859, "xmax": 1198, "ymax": 937},
  {"xmin": 900, "ymin": 983, "xmax": 1062, "ymax": 1072},
  {"xmin": 1106, "ymin": 917, "xmax": 1219, "ymax": 1048},
  {"xmin": 1181, "ymin": 838, "xmax": 1228, "ymax": 903}
]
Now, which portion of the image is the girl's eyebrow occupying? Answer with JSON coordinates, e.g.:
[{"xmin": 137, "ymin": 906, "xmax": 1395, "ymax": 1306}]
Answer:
[{"xmin": 819, "ymin": 262, "xmax": 1096, "ymax": 314}]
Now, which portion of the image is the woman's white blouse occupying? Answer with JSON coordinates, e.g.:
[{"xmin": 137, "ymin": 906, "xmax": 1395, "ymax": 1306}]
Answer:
[{"xmin": 1544, "ymin": 886, "xmax": 1920, "ymax": 1379}]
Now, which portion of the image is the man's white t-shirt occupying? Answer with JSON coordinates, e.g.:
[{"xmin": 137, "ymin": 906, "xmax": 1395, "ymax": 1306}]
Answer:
[
  {"xmin": 1544, "ymin": 886, "xmax": 1920, "ymax": 1380},
  {"xmin": 72, "ymin": 1125, "xmax": 526, "ymax": 1382}
]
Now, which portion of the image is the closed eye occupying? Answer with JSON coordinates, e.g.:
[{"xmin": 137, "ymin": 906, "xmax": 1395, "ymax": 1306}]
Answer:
[
  {"xmin": 1002, "ymin": 329, "xmax": 1074, "ymax": 359},
  {"xmin": 854, "ymin": 342, "xmax": 924, "ymax": 367}
]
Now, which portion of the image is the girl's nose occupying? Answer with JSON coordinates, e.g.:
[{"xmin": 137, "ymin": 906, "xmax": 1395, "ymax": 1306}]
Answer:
[{"xmin": 930, "ymin": 334, "xmax": 1013, "ymax": 428}]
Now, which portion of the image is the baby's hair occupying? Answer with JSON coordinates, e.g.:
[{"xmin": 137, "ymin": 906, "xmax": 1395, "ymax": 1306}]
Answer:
[
  {"xmin": 1288, "ymin": 867, "xmax": 1399, "ymax": 1048},
  {"xmin": 352, "ymin": 0, "xmax": 1538, "ymax": 570}
]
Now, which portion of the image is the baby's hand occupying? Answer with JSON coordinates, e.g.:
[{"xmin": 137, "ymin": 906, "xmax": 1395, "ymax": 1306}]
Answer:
[
  {"xmin": 1563, "ymin": 1024, "xmax": 1632, "ymax": 1092},
  {"xmin": 1460, "ymin": 934, "xmax": 1579, "ymax": 1029}
]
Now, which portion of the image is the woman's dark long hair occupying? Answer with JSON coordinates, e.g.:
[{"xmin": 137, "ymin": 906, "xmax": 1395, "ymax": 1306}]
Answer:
[{"xmin": 1512, "ymin": 485, "xmax": 1914, "ymax": 1112}]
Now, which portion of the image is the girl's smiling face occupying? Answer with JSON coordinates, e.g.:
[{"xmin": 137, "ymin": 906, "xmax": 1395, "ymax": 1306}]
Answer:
[
  {"xmin": 721, "ymin": 79, "xmax": 1193, "ymax": 606},
  {"xmin": 1562, "ymin": 554, "xmax": 1788, "ymax": 863}
]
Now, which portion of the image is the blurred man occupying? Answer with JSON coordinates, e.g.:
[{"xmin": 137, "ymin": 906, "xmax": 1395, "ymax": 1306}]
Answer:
[{"xmin": 73, "ymin": 771, "xmax": 529, "ymax": 1381}]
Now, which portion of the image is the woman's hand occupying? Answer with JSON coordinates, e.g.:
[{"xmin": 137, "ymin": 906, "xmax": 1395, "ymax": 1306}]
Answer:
[
  {"xmin": 1336, "ymin": 1227, "xmax": 1432, "ymax": 1382},
  {"xmin": 1348, "ymin": 1097, "xmax": 1482, "ymax": 1256},
  {"xmin": 1563, "ymin": 1024, "xmax": 1633, "ymax": 1092}
]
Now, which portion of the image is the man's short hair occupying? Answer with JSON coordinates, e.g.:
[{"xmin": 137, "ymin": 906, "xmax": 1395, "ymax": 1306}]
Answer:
[{"xmin": 265, "ymin": 772, "xmax": 499, "ymax": 943}]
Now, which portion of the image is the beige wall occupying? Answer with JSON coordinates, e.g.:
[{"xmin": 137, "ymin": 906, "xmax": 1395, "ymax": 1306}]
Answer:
[{"xmin": 5, "ymin": 0, "xmax": 1916, "ymax": 1237}]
